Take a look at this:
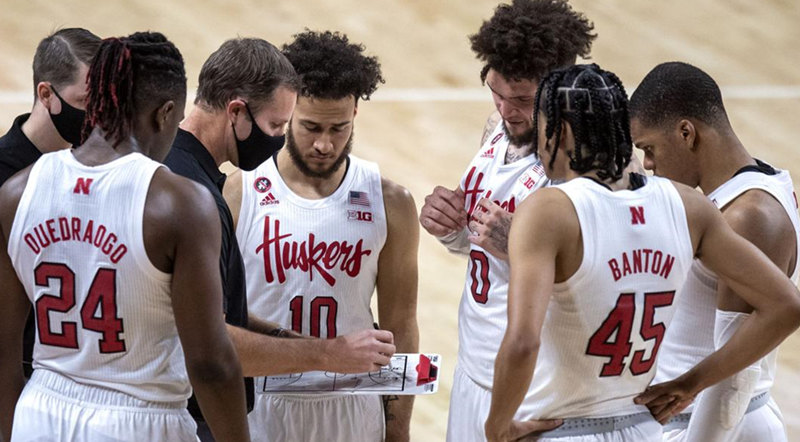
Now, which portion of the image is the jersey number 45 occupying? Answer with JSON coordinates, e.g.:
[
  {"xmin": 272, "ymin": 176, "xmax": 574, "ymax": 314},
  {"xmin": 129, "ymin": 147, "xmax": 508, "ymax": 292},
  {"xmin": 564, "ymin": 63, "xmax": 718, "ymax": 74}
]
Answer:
[{"xmin": 585, "ymin": 291, "xmax": 675, "ymax": 377}]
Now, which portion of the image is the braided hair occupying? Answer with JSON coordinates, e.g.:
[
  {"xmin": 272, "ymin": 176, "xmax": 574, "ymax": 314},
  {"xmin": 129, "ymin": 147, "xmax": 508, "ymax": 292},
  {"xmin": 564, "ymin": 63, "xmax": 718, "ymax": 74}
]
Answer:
[
  {"xmin": 533, "ymin": 64, "xmax": 631, "ymax": 181},
  {"xmin": 83, "ymin": 32, "xmax": 186, "ymax": 147}
]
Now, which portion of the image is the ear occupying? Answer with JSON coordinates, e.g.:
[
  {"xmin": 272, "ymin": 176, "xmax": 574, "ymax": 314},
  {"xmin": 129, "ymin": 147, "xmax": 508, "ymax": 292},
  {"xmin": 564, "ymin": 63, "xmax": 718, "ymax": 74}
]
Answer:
[
  {"xmin": 353, "ymin": 104, "xmax": 358, "ymax": 118},
  {"xmin": 226, "ymin": 99, "xmax": 246, "ymax": 125},
  {"xmin": 37, "ymin": 82, "xmax": 55, "ymax": 110},
  {"xmin": 154, "ymin": 100, "xmax": 175, "ymax": 132},
  {"xmin": 677, "ymin": 119, "xmax": 698, "ymax": 151}
]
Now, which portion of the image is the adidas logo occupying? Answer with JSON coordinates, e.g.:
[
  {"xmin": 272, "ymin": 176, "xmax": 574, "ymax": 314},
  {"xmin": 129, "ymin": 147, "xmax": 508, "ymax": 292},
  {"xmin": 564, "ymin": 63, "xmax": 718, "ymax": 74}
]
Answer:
[
  {"xmin": 480, "ymin": 147, "xmax": 495, "ymax": 159},
  {"xmin": 259, "ymin": 193, "xmax": 279, "ymax": 206}
]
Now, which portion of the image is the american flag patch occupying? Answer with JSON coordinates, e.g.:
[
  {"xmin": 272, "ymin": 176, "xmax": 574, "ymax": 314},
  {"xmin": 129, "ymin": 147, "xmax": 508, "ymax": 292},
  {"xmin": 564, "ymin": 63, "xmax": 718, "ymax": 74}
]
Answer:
[{"xmin": 349, "ymin": 190, "xmax": 370, "ymax": 207}]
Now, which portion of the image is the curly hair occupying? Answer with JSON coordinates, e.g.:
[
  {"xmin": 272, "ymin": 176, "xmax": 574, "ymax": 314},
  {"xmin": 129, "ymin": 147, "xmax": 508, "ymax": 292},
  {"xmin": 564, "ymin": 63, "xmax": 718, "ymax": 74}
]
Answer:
[
  {"xmin": 470, "ymin": 0, "xmax": 595, "ymax": 83},
  {"xmin": 533, "ymin": 64, "xmax": 631, "ymax": 181},
  {"xmin": 282, "ymin": 30, "xmax": 384, "ymax": 101}
]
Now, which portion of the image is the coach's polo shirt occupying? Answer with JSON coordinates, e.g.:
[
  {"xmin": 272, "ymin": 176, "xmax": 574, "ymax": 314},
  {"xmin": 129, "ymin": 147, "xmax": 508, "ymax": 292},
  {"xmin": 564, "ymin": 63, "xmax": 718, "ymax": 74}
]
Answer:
[
  {"xmin": 164, "ymin": 128, "xmax": 254, "ymax": 416},
  {"xmin": 0, "ymin": 114, "xmax": 42, "ymax": 184},
  {"xmin": 0, "ymin": 113, "xmax": 45, "ymax": 379}
]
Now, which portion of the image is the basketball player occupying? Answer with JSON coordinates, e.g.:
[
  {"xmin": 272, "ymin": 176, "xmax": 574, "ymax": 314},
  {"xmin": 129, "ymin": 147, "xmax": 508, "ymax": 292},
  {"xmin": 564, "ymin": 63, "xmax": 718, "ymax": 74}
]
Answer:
[
  {"xmin": 417, "ymin": 1, "xmax": 596, "ymax": 439},
  {"xmin": 629, "ymin": 62, "xmax": 798, "ymax": 441},
  {"xmin": 485, "ymin": 63, "xmax": 800, "ymax": 442},
  {"xmin": 224, "ymin": 30, "xmax": 419, "ymax": 441},
  {"xmin": 0, "ymin": 33, "xmax": 249, "ymax": 441},
  {"xmin": 168, "ymin": 37, "xmax": 396, "ymax": 440},
  {"xmin": 0, "ymin": 28, "xmax": 101, "ymax": 381}
]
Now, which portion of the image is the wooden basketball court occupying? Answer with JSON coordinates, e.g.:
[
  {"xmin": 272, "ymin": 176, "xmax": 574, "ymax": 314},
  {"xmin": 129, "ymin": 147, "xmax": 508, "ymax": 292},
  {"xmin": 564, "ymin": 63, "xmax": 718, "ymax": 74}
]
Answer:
[{"xmin": 1, "ymin": 0, "xmax": 798, "ymax": 439}]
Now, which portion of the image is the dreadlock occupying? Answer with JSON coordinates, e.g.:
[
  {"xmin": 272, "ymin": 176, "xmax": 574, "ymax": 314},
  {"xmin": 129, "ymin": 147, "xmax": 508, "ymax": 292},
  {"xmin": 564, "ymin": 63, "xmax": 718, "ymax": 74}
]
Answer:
[
  {"xmin": 83, "ymin": 32, "xmax": 186, "ymax": 147},
  {"xmin": 533, "ymin": 64, "xmax": 631, "ymax": 181}
]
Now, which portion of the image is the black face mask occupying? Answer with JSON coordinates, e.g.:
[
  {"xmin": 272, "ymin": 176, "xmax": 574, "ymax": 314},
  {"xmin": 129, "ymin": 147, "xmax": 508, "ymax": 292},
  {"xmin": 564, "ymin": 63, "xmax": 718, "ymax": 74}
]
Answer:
[
  {"xmin": 232, "ymin": 103, "xmax": 285, "ymax": 171},
  {"xmin": 49, "ymin": 86, "xmax": 86, "ymax": 146}
]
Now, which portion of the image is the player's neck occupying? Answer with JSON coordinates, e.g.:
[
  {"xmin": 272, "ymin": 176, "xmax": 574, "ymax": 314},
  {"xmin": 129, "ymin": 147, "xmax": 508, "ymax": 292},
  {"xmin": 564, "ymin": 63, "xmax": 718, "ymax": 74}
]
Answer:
[
  {"xmin": 697, "ymin": 132, "xmax": 754, "ymax": 195},
  {"xmin": 71, "ymin": 130, "xmax": 134, "ymax": 166},
  {"xmin": 275, "ymin": 149, "xmax": 347, "ymax": 199},
  {"xmin": 21, "ymin": 104, "xmax": 71, "ymax": 153},
  {"xmin": 180, "ymin": 107, "xmax": 229, "ymax": 167}
]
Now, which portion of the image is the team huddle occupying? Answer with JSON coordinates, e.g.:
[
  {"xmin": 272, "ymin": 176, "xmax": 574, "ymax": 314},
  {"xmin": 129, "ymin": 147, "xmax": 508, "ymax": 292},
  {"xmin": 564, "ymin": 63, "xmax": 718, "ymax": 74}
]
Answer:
[{"xmin": 0, "ymin": 1, "xmax": 798, "ymax": 442}]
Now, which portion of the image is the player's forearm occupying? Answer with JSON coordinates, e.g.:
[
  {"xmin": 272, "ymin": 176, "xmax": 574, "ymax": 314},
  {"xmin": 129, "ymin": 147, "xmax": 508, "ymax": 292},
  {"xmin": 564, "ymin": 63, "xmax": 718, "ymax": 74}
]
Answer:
[
  {"xmin": 681, "ymin": 309, "xmax": 800, "ymax": 394},
  {"xmin": 227, "ymin": 325, "xmax": 327, "ymax": 376},
  {"xmin": 187, "ymin": 353, "xmax": 250, "ymax": 442},
  {"xmin": 245, "ymin": 315, "xmax": 293, "ymax": 337},
  {"xmin": 384, "ymin": 395, "xmax": 414, "ymax": 442},
  {"xmin": 486, "ymin": 338, "xmax": 538, "ymax": 433},
  {"xmin": 382, "ymin": 319, "xmax": 418, "ymax": 442}
]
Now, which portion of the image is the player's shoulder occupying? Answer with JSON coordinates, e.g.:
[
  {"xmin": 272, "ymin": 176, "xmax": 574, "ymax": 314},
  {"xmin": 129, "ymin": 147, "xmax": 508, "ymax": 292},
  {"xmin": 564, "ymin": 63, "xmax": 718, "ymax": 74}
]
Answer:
[
  {"xmin": 381, "ymin": 177, "xmax": 416, "ymax": 216},
  {"xmin": 0, "ymin": 164, "xmax": 33, "ymax": 231},
  {"xmin": 147, "ymin": 167, "xmax": 218, "ymax": 229},
  {"xmin": 723, "ymin": 188, "xmax": 791, "ymax": 240},
  {"xmin": 517, "ymin": 186, "xmax": 576, "ymax": 223}
]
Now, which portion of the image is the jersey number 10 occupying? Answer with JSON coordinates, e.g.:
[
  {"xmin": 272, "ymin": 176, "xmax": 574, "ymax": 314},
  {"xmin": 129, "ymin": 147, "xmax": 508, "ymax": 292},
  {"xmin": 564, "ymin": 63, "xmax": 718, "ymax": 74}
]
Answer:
[{"xmin": 289, "ymin": 295, "xmax": 338, "ymax": 338}]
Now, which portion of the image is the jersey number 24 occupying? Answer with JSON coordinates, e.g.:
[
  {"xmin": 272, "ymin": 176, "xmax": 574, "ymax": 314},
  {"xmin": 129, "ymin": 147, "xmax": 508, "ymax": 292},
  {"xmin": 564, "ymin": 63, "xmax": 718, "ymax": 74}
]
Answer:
[{"xmin": 35, "ymin": 262, "xmax": 125, "ymax": 354}]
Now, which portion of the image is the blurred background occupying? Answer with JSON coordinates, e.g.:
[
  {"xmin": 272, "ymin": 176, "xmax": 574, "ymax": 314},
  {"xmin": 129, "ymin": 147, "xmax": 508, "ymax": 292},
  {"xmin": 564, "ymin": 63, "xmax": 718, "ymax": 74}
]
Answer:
[{"xmin": 1, "ymin": 0, "xmax": 798, "ymax": 439}]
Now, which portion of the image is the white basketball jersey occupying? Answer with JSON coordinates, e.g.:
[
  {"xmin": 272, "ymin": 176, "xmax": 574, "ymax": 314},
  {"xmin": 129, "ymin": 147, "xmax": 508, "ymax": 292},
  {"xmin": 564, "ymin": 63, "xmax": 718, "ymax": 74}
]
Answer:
[
  {"xmin": 655, "ymin": 165, "xmax": 800, "ymax": 399},
  {"xmin": 7, "ymin": 149, "xmax": 189, "ymax": 403},
  {"xmin": 456, "ymin": 122, "xmax": 549, "ymax": 388},
  {"xmin": 515, "ymin": 176, "xmax": 694, "ymax": 420},
  {"xmin": 237, "ymin": 156, "xmax": 386, "ymax": 339}
]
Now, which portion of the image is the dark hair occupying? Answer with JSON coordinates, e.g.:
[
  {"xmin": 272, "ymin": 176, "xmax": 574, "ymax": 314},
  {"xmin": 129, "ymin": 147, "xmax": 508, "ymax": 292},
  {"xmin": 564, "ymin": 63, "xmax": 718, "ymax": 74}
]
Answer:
[
  {"xmin": 533, "ymin": 63, "xmax": 631, "ymax": 181},
  {"xmin": 629, "ymin": 61, "xmax": 729, "ymax": 129},
  {"xmin": 32, "ymin": 28, "xmax": 101, "ymax": 93},
  {"xmin": 195, "ymin": 38, "xmax": 299, "ymax": 112},
  {"xmin": 282, "ymin": 30, "xmax": 384, "ymax": 101},
  {"xmin": 83, "ymin": 32, "xmax": 186, "ymax": 147},
  {"xmin": 470, "ymin": 0, "xmax": 595, "ymax": 83}
]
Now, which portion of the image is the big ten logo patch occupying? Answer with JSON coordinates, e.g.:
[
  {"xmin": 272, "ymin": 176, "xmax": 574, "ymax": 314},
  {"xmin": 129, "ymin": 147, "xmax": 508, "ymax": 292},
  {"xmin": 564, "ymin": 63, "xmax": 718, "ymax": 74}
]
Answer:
[
  {"xmin": 254, "ymin": 177, "xmax": 272, "ymax": 193},
  {"xmin": 348, "ymin": 210, "xmax": 373, "ymax": 223}
]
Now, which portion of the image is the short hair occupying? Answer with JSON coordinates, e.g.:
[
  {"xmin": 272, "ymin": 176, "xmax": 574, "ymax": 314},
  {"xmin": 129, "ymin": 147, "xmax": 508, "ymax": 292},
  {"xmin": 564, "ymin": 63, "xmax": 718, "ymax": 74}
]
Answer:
[
  {"xmin": 32, "ymin": 28, "xmax": 101, "ymax": 92},
  {"xmin": 83, "ymin": 32, "xmax": 186, "ymax": 147},
  {"xmin": 629, "ymin": 61, "xmax": 729, "ymax": 129},
  {"xmin": 533, "ymin": 63, "xmax": 631, "ymax": 181},
  {"xmin": 195, "ymin": 38, "xmax": 299, "ymax": 111},
  {"xmin": 470, "ymin": 0, "xmax": 596, "ymax": 83},
  {"xmin": 282, "ymin": 30, "xmax": 384, "ymax": 101}
]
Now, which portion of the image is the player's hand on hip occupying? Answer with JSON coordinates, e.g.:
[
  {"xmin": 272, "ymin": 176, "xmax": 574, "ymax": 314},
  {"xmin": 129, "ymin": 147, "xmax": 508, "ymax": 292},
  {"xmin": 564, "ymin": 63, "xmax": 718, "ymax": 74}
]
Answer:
[
  {"xmin": 330, "ymin": 329, "xmax": 395, "ymax": 373},
  {"xmin": 634, "ymin": 378, "xmax": 697, "ymax": 424},
  {"xmin": 420, "ymin": 185, "xmax": 467, "ymax": 237},
  {"xmin": 485, "ymin": 418, "xmax": 562, "ymax": 442},
  {"xmin": 468, "ymin": 198, "xmax": 512, "ymax": 261}
]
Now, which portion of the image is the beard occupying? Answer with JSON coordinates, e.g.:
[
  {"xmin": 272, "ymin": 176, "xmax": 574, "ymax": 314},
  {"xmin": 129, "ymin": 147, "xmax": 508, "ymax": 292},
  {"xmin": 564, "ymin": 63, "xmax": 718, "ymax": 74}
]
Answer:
[
  {"xmin": 502, "ymin": 121, "xmax": 535, "ymax": 147},
  {"xmin": 285, "ymin": 122, "xmax": 353, "ymax": 180}
]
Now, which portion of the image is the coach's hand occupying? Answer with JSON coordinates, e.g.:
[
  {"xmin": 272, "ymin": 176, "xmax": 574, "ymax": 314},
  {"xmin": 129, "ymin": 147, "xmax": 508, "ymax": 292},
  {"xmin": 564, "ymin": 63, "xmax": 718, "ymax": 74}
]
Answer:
[
  {"xmin": 485, "ymin": 417, "xmax": 563, "ymax": 442},
  {"xmin": 468, "ymin": 198, "xmax": 512, "ymax": 261},
  {"xmin": 420, "ymin": 186, "xmax": 467, "ymax": 237},
  {"xmin": 327, "ymin": 329, "xmax": 395, "ymax": 373},
  {"xmin": 634, "ymin": 378, "xmax": 697, "ymax": 424}
]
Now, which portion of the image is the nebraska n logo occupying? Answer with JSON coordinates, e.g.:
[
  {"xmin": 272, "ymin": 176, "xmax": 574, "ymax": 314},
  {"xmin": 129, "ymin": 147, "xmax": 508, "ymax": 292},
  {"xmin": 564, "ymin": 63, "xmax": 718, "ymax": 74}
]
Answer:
[
  {"xmin": 73, "ymin": 177, "xmax": 94, "ymax": 195},
  {"xmin": 630, "ymin": 206, "xmax": 645, "ymax": 225}
]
